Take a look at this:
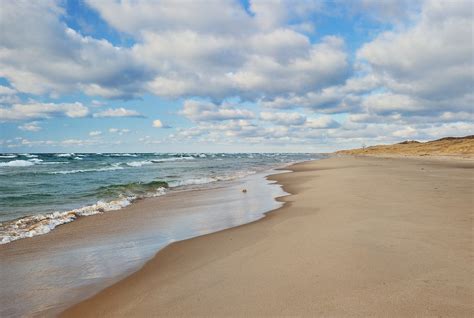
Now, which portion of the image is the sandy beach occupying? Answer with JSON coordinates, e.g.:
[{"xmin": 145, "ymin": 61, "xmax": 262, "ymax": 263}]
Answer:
[
  {"xmin": 63, "ymin": 156, "xmax": 474, "ymax": 317},
  {"xmin": 3, "ymin": 1, "xmax": 473, "ymax": 317}
]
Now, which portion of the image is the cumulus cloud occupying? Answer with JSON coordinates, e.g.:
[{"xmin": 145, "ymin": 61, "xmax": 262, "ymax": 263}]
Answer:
[
  {"xmin": 260, "ymin": 112, "xmax": 307, "ymax": 126},
  {"xmin": 91, "ymin": 100, "xmax": 106, "ymax": 107},
  {"xmin": 305, "ymin": 116, "xmax": 340, "ymax": 129},
  {"xmin": 180, "ymin": 100, "xmax": 254, "ymax": 122},
  {"xmin": 108, "ymin": 128, "xmax": 130, "ymax": 135},
  {"xmin": 93, "ymin": 107, "xmax": 144, "ymax": 118},
  {"xmin": 357, "ymin": 0, "xmax": 473, "ymax": 112},
  {"xmin": 0, "ymin": 85, "xmax": 20, "ymax": 104},
  {"xmin": 0, "ymin": 102, "xmax": 89, "ymax": 121},
  {"xmin": 0, "ymin": 85, "xmax": 16, "ymax": 95},
  {"xmin": 18, "ymin": 121, "xmax": 42, "ymax": 132},
  {"xmin": 0, "ymin": 1, "xmax": 149, "ymax": 98},
  {"xmin": 152, "ymin": 119, "xmax": 171, "ymax": 128},
  {"xmin": 89, "ymin": 130, "xmax": 102, "ymax": 136},
  {"xmin": 0, "ymin": 1, "xmax": 350, "ymax": 102},
  {"xmin": 260, "ymin": 74, "xmax": 378, "ymax": 113},
  {"xmin": 1, "ymin": 137, "xmax": 104, "ymax": 149},
  {"xmin": 89, "ymin": 1, "xmax": 349, "ymax": 100}
]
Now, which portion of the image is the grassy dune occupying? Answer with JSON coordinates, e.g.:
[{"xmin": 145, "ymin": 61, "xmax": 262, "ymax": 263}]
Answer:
[{"xmin": 336, "ymin": 136, "xmax": 474, "ymax": 158}]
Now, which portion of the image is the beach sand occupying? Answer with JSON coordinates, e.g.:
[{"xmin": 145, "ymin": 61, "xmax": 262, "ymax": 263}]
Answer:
[{"xmin": 63, "ymin": 156, "xmax": 474, "ymax": 317}]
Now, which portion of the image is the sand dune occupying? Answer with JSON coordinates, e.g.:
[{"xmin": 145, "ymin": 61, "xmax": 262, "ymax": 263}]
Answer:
[{"xmin": 336, "ymin": 135, "xmax": 474, "ymax": 158}]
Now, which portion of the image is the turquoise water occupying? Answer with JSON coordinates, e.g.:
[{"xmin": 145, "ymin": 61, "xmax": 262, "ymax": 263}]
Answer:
[{"xmin": 0, "ymin": 153, "xmax": 320, "ymax": 243}]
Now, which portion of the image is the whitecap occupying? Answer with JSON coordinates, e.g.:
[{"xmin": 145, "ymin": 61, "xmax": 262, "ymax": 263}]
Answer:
[
  {"xmin": 0, "ymin": 160, "xmax": 35, "ymax": 167},
  {"xmin": 107, "ymin": 153, "xmax": 138, "ymax": 157},
  {"xmin": 18, "ymin": 153, "xmax": 38, "ymax": 158},
  {"xmin": 151, "ymin": 156, "xmax": 195, "ymax": 163},
  {"xmin": 28, "ymin": 158, "xmax": 43, "ymax": 163},
  {"xmin": 49, "ymin": 164, "xmax": 123, "ymax": 174},
  {"xmin": 168, "ymin": 170, "xmax": 256, "ymax": 187},
  {"xmin": 126, "ymin": 160, "xmax": 153, "ymax": 167}
]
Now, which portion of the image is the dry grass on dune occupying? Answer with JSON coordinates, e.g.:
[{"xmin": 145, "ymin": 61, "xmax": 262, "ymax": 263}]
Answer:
[{"xmin": 336, "ymin": 135, "xmax": 474, "ymax": 158}]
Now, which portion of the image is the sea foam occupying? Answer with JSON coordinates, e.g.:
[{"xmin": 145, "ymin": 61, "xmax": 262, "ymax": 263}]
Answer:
[
  {"xmin": 49, "ymin": 164, "xmax": 124, "ymax": 174},
  {"xmin": 0, "ymin": 160, "xmax": 35, "ymax": 167},
  {"xmin": 0, "ymin": 187, "xmax": 167, "ymax": 244},
  {"xmin": 126, "ymin": 160, "xmax": 154, "ymax": 167}
]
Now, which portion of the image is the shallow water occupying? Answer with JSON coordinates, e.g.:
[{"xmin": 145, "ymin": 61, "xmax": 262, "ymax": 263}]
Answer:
[
  {"xmin": 0, "ymin": 153, "xmax": 318, "ymax": 244},
  {"xmin": 0, "ymin": 169, "xmax": 304, "ymax": 317}
]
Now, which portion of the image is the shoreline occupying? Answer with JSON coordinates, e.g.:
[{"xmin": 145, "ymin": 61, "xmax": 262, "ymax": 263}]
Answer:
[
  {"xmin": 0, "ymin": 166, "xmax": 296, "ymax": 317},
  {"xmin": 1, "ymin": 152, "xmax": 319, "ymax": 245},
  {"xmin": 63, "ymin": 156, "xmax": 473, "ymax": 317},
  {"xmin": 0, "ymin": 168, "xmax": 263, "ymax": 245}
]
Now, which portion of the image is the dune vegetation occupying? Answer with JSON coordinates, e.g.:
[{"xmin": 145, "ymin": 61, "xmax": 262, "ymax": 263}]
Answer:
[{"xmin": 336, "ymin": 136, "xmax": 474, "ymax": 158}]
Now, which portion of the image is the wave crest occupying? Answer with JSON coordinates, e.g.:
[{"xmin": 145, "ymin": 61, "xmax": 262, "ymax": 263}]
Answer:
[{"xmin": 0, "ymin": 160, "xmax": 35, "ymax": 167}]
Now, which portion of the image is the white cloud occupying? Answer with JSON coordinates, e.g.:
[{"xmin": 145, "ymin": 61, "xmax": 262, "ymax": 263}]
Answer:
[
  {"xmin": 305, "ymin": 116, "xmax": 340, "ymax": 129},
  {"xmin": 89, "ymin": 130, "xmax": 102, "ymax": 136},
  {"xmin": 0, "ymin": 85, "xmax": 16, "ymax": 95},
  {"xmin": 91, "ymin": 100, "xmax": 106, "ymax": 107},
  {"xmin": 18, "ymin": 121, "xmax": 42, "ymax": 132},
  {"xmin": 260, "ymin": 112, "xmax": 307, "ymax": 126},
  {"xmin": 93, "ymin": 107, "xmax": 143, "ymax": 118},
  {"xmin": 180, "ymin": 100, "xmax": 255, "ymax": 122},
  {"xmin": 152, "ymin": 119, "xmax": 171, "ymax": 128},
  {"xmin": 392, "ymin": 126, "xmax": 417, "ymax": 138},
  {"xmin": 357, "ymin": 0, "xmax": 473, "ymax": 107},
  {"xmin": 0, "ymin": 1, "xmax": 148, "ymax": 98},
  {"xmin": 260, "ymin": 74, "xmax": 378, "ymax": 113},
  {"xmin": 90, "ymin": 1, "xmax": 348, "ymax": 100},
  {"xmin": 108, "ymin": 128, "xmax": 131, "ymax": 135},
  {"xmin": 0, "ymin": 102, "xmax": 89, "ymax": 121},
  {"xmin": 0, "ymin": 1, "xmax": 349, "ymax": 101}
]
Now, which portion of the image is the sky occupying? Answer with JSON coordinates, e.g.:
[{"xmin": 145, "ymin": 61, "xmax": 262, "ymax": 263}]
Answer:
[{"xmin": 0, "ymin": 0, "xmax": 473, "ymax": 153}]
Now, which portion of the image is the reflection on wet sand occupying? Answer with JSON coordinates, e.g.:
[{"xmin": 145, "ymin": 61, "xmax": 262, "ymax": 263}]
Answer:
[{"xmin": 0, "ymin": 170, "xmax": 288, "ymax": 317}]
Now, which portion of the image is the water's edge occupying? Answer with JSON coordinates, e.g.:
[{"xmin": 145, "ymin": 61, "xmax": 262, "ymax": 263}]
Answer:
[
  {"xmin": 58, "ymin": 165, "xmax": 297, "ymax": 316},
  {"xmin": 1, "ymin": 160, "xmax": 314, "ymax": 317}
]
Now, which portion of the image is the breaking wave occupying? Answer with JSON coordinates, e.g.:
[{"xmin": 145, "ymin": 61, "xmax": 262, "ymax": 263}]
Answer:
[
  {"xmin": 0, "ymin": 180, "xmax": 169, "ymax": 244},
  {"xmin": 49, "ymin": 164, "xmax": 123, "ymax": 174},
  {"xmin": 0, "ymin": 160, "xmax": 36, "ymax": 167}
]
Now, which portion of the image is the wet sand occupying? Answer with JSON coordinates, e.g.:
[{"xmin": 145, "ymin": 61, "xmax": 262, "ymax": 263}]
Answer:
[
  {"xmin": 0, "ymin": 172, "xmax": 286, "ymax": 317},
  {"xmin": 63, "ymin": 156, "xmax": 474, "ymax": 317}
]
